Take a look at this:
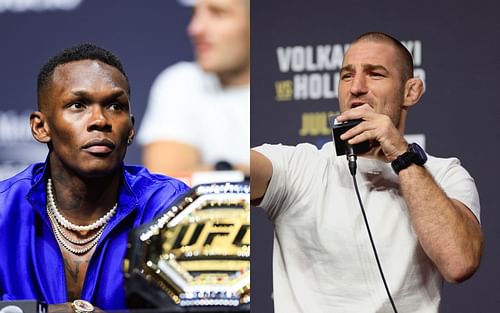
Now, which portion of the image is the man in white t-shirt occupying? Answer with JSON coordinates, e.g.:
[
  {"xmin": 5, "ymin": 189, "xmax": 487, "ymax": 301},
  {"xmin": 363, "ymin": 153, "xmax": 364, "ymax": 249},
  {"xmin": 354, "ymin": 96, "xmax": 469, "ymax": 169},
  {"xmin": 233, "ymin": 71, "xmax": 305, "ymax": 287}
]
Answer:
[
  {"xmin": 138, "ymin": 0, "xmax": 249, "ymax": 176},
  {"xmin": 251, "ymin": 32, "xmax": 483, "ymax": 313}
]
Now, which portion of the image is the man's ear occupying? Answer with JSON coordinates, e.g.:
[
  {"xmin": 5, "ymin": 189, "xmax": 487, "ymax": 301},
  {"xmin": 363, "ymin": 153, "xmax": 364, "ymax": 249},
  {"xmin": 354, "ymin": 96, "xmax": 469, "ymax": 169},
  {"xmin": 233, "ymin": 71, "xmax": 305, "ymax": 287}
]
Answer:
[
  {"xmin": 30, "ymin": 111, "xmax": 51, "ymax": 143},
  {"xmin": 127, "ymin": 114, "xmax": 135, "ymax": 146},
  {"xmin": 402, "ymin": 77, "xmax": 424, "ymax": 108}
]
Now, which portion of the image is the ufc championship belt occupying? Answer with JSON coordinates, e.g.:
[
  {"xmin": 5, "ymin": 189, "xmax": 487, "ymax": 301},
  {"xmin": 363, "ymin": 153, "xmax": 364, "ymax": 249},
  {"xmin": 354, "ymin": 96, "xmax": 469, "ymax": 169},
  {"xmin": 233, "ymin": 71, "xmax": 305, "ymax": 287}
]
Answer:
[{"xmin": 124, "ymin": 182, "xmax": 250, "ymax": 312}]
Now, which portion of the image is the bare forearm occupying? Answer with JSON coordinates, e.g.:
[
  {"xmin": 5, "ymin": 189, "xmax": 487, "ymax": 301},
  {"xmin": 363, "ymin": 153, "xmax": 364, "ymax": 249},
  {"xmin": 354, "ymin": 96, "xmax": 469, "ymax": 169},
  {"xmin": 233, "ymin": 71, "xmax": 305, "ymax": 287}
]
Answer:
[
  {"xmin": 144, "ymin": 141, "xmax": 250, "ymax": 176},
  {"xmin": 250, "ymin": 150, "xmax": 272, "ymax": 202},
  {"xmin": 143, "ymin": 141, "xmax": 205, "ymax": 175},
  {"xmin": 399, "ymin": 164, "xmax": 483, "ymax": 282}
]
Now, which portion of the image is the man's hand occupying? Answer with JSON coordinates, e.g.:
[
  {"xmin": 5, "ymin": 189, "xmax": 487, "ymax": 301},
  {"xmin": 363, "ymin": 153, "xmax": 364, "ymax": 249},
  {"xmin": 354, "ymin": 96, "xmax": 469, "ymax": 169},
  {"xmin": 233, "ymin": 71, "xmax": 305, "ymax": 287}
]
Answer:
[
  {"xmin": 48, "ymin": 303, "xmax": 104, "ymax": 313},
  {"xmin": 48, "ymin": 303, "xmax": 72, "ymax": 313},
  {"xmin": 336, "ymin": 103, "xmax": 407, "ymax": 161}
]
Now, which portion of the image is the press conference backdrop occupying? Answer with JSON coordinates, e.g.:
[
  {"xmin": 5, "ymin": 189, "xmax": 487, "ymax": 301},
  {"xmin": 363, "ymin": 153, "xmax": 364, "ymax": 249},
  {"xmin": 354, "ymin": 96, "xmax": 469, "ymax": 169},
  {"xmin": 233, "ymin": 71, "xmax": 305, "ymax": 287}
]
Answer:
[
  {"xmin": 0, "ymin": 0, "xmax": 192, "ymax": 180},
  {"xmin": 251, "ymin": 1, "xmax": 500, "ymax": 312}
]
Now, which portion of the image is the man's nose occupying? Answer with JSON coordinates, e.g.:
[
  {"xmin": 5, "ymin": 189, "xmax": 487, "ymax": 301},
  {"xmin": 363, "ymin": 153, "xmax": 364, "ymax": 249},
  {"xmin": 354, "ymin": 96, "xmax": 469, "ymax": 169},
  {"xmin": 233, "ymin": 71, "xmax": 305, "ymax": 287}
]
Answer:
[
  {"xmin": 350, "ymin": 74, "xmax": 368, "ymax": 96},
  {"xmin": 88, "ymin": 106, "xmax": 111, "ymax": 131},
  {"xmin": 187, "ymin": 11, "xmax": 205, "ymax": 38}
]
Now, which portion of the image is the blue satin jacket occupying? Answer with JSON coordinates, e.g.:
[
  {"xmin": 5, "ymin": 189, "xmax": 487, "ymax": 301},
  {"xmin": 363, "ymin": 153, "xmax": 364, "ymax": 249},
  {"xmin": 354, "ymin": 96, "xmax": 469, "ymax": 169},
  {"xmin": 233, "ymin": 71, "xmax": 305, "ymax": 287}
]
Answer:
[{"xmin": 0, "ymin": 161, "xmax": 189, "ymax": 310}]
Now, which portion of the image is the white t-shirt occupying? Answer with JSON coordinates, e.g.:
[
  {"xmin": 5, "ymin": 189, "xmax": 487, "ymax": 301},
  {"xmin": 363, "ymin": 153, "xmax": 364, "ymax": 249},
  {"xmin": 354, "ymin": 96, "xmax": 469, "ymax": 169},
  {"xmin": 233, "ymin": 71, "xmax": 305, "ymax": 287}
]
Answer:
[
  {"xmin": 254, "ymin": 142, "xmax": 480, "ymax": 313},
  {"xmin": 138, "ymin": 62, "xmax": 250, "ymax": 166}
]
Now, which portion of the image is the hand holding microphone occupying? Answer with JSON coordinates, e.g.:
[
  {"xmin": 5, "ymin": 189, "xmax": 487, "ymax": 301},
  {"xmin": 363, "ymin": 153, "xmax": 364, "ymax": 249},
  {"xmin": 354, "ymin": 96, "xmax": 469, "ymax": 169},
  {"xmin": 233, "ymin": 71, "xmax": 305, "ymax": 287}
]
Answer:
[
  {"xmin": 329, "ymin": 116, "xmax": 371, "ymax": 158},
  {"xmin": 329, "ymin": 116, "xmax": 367, "ymax": 176},
  {"xmin": 334, "ymin": 104, "xmax": 408, "ymax": 162}
]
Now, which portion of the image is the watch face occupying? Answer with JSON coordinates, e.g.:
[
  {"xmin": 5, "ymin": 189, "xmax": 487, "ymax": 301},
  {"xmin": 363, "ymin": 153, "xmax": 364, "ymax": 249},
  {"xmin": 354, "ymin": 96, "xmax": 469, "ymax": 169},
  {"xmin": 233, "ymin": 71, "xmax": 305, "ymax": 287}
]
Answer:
[{"xmin": 409, "ymin": 143, "xmax": 427, "ymax": 164}]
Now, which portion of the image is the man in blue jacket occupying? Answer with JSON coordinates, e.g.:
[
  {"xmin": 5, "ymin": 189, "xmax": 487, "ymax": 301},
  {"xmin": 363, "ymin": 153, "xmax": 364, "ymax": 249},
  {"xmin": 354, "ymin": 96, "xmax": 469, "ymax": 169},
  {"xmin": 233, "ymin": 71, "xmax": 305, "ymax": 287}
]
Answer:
[{"xmin": 0, "ymin": 43, "xmax": 189, "ymax": 312}]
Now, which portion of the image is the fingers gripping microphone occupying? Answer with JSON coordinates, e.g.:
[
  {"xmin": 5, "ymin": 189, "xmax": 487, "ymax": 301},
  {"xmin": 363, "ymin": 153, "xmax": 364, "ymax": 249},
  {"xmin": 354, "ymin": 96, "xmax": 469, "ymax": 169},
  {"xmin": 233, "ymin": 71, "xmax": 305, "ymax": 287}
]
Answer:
[
  {"xmin": 330, "ymin": 117, "xmax": 371, "ymax": 158},
  {"xmin": 346, "ymin": 143, "xmax": 357, "ymax": 176}
]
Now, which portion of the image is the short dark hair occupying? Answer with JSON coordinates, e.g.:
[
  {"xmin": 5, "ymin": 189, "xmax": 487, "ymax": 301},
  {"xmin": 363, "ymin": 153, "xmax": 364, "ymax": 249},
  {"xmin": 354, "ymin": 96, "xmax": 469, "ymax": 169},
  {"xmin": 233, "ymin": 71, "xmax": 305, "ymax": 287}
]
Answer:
[
  {"xmin": 37, "ymin": 43, "xmax": 130, "ymax": 108},
  {"xmin": 353, "ymin": 32, "xmax": 414, "ymax": 81}
]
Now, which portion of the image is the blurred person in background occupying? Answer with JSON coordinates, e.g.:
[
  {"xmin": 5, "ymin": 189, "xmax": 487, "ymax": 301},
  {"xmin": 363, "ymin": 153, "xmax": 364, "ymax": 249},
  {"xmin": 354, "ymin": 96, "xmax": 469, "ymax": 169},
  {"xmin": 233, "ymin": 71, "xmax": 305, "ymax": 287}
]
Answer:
[{"xmin": 138, "ymin": 0, "xmax": 250, "ymax": 178}]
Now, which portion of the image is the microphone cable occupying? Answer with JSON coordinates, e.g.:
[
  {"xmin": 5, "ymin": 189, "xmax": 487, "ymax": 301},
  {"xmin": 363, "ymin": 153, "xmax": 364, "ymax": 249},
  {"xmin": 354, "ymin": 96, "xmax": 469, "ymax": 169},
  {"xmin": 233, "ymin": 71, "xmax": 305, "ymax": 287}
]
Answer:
[{"xmin": 346, "ymin": 144, "xmax": 398, "ymax": 313}]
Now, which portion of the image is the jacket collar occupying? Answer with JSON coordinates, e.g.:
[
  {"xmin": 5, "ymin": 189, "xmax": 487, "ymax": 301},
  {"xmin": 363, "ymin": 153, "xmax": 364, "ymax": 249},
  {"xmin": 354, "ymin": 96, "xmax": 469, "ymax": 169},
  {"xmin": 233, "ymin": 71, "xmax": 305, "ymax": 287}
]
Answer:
[{"xmin": 26, "ymin": 157, "xmax": 139, "ymax": 230}]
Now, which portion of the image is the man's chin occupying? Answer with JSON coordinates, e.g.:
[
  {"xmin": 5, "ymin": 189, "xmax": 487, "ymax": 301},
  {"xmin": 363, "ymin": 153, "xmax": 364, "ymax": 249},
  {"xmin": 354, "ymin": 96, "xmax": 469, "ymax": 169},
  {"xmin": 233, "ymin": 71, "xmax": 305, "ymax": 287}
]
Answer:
[
  {"xmin": 196, "ymin": 56, "xmax": 223, "ymax": 74},
  {"xmin": 77, "ymin": 161, "xmax": 122, "ymax": 178}
]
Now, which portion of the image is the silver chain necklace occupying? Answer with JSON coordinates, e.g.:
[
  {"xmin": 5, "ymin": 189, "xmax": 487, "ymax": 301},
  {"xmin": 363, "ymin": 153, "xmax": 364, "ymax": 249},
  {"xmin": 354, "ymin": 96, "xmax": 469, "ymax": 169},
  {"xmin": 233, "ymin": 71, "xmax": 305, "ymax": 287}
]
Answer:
[
  {"xmin": 47, "ymin": 207, "xmax": 104, "ymax": 245},
  {"xmin": 46, "ymin": 178, "xmax": 117, "ymax": 255},
  {"xmin": 46, "ymin": 206, "xmax": 105, "ymax": 255}
]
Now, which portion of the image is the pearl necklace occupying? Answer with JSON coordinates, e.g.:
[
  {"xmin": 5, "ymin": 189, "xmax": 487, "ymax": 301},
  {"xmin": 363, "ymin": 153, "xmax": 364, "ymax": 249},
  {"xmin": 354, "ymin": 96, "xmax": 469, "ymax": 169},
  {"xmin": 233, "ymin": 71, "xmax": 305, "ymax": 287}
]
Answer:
[
  {"xmin": 46, "ymin": 206, "xmax": 105, "ymax": 255},
  {"xmin": 46, "ymin": 178, "xmax": 117, "ymax": 255},
  {"xmin": 47, "ymin": 207, "xmax": 104, "ymax": 245},
  {"xmin": 47, "ymin": 178, "xmax": 117, "ymax": 232}
]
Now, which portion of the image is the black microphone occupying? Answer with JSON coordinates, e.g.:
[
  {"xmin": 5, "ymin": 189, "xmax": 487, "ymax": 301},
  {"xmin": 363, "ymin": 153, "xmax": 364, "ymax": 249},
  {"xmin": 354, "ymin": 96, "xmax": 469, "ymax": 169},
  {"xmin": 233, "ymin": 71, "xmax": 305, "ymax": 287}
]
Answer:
[{"xmin": 346, "ymin": 143, "xmax": 357, "ymax": 176}]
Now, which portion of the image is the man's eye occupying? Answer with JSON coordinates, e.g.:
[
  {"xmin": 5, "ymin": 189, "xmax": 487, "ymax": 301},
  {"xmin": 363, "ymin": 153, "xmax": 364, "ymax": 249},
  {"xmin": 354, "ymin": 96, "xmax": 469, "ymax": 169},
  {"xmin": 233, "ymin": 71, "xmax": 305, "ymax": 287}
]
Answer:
[
  {"xmin": 108, "ymin": 103, "xmax": 125, "ymax": 111},
  {"xmin": 370, "ymin": 72, "xmax": 384, "ymax": 77},
  {"xmin": 341, "ymin": 73, "xmax": 353, "ymax": 80},
  {"xmin": 68, "ymin": 102, "xmax": 85, "ymax": 109},
  {"xmin": 209, "ymin": 7, "xmax": 226, "ymax": 17}
]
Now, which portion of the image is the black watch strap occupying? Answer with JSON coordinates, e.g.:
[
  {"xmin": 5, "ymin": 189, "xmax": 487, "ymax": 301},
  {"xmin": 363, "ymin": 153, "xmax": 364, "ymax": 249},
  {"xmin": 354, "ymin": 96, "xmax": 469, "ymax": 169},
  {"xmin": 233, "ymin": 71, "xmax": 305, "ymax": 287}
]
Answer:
[{"xmin": 391, "ymin": 143, "xmax": 427, "ymax": 174}]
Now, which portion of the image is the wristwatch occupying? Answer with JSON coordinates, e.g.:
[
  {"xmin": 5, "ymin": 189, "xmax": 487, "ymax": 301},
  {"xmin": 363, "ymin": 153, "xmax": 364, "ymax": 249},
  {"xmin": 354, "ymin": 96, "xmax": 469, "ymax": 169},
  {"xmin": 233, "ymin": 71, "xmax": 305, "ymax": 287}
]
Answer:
[
  {"xmin": 391, "ymin": 143, "xmax": 427, "ymax": 174},
  {"xmin": 72, "ymin": 300, "xmax": 94, "ymax": 313}
]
